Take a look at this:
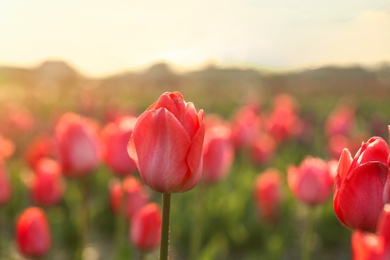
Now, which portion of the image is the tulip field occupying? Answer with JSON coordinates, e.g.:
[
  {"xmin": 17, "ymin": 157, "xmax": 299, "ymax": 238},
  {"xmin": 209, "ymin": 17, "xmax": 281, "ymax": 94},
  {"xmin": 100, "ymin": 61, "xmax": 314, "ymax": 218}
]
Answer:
[{"xmin": 0, "ymin": 67, "xmax": 390, "ymax": 260}]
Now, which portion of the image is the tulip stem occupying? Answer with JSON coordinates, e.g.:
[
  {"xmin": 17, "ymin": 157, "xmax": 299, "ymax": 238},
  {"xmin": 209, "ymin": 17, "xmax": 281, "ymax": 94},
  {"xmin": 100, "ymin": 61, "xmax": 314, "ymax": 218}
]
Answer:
[
  {"xmin": 302, "ymin": 207, "xmax": 316, "ymax": 260},
  {"xmin": 115, "ymin": 178, "xmax": 131, "ymax": 259},
  {"xmin": 76, "ymin": 177, "xmax": 90, "ymax": 260},
  {"xmin": 160, "ymin": 193, "xmax": 171, "ymax": 260}
]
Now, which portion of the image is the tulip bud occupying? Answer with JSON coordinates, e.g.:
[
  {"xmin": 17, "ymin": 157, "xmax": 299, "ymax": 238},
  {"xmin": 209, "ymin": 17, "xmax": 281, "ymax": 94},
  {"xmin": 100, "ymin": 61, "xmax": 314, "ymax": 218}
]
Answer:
[
  {"xmin": 55, "ymin": 113, "xmax": 100, "ymax": 177},
  {"xmin": 16, "ymin": 207, "xmax": 51, "ymax": 258},
  {"xmin": 31, "ymin": 158, "xmax": 65, "ymax": 207},
  {"xmin": 101, "ymin": 116, "xmax": 138, "ymax": 176},
  {"xmin": 254, "ymin": 168, "xmax": 283, "ymax": 223},
  {"xmin": 130, "ymin": 203, "xmax": 162, "ymax": 252},
  {"xmin": 334, "ymin": 137, "xmax": 389, "ymax": 232},
  {"xmin": 202, "ymin": 122, "xmax": 234, "ymax": 184},
  {"xmin": 128, "ymin": 92, "xmax": 205, "ymax": 193},
  {"xmin": 288, "ymin": 157, "xmax": 333, "ymax": 206}
]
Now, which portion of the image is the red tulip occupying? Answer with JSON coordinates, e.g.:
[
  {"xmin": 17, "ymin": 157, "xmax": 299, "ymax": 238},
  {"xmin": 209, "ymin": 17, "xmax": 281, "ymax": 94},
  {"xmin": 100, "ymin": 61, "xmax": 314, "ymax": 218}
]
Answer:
[
  {"xmin": 31, "ymin": 158, "xmax": 65, "ymax": 207},
  {"xmin": 101, "ymin": 116, "xmax": 138, "ymax": 177},
  {"xmin": 351, "ymin": 205, "xmax": 390, "ymax": 260},
  {"xmin": 202, "ymin": 122, "xmax": 234, "ymax": 184},
  {"xmin": 287, "ymin": 157, "xmax": 333, "ymax": 206},
  {"xmin": 55, "ymin": 113, "xmax": 100, "ymax": 177},
  {"xmin": 109, "ymin": 176, "xmax": 150, "ymax": 219},
  {"xmin": 130, "ymin": 203, "xmax": 162, "ymax": 251},
  {"xmin": 250, "ymin": 133, "xmax": 276, "ymax": 165},
  {"xmin": 128, "ymin": 92, "xmax": 205, "ymax": 193},
  {"xmin": 0, "ymin": 162, "xmax": 11, "ymax": 206},
  {"xmin": 25, "ymin": 134, "xmax": 56, "ymax": 170},
  {"xmin": 16, "ymin": 207, "xmax": 51, "ymax": 258},
  {"xmin": 254, "ymin": 168, "xmax": 283, "ymax": 223},
  {"xmin": 334, "ymin": 137, "xmax": 389, "ymax": 232},
  {"xmin": 230, "ymin": 103, "xmax": 261, "ymax": 149}
]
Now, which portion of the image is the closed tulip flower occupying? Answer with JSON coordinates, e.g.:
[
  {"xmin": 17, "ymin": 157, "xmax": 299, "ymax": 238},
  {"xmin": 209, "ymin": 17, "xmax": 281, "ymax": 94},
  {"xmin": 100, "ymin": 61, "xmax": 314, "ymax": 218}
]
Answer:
[
  {"xmin": 254, "ymin": 168, "xmax": 283, "ymax": 223},
  {"xmin": 334, "ymin": 136, "xmax": 390, "ymax": 232},
  {"xmin": 288, "ymin": 157, "xmax": 333, "ymax": 206},
  {"xmin": 16, "ymin": 207, "xmax": 51, "ymax": 258},
  {"xmin": 31, "ymin": 158, "xmax": 65, "ymax": 207},
  {"xmin": 130, "ymin": 203, "xmax": 162, "ymax": 252},
  {"xmin": 55, "ymin": 113, "xmax": 100, "ymax": 177},
  {"xmin": 101, "ymin": 116, "xmax": 138, "ymax": 177},
  {"xmin": 202, "ymin": 122, "xmax": 234, "ymax": 184},
  {"xmin": 128, "ymin": 92, "xmax": 205, "ymax": 193}
]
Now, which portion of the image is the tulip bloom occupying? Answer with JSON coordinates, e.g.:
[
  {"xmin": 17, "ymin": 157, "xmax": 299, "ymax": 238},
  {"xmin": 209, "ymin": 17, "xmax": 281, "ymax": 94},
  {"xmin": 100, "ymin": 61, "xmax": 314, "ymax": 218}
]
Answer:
[
  {"xmin": 0, "ymin": 163, "xmax": 11, "ymax": 206},
  {"xmin": 101, "ymin": 116, "xmax": 138, "ymax": 176},
  {"xmin": 31, "ymin": 158, "xmax": 65, "ymax": 207},
  {"xmin": 16, "ymin": 207, "xmax": 51, "ymax": 258},
  {"xmin": 254, "ymin": 168, "xmax": 283, "ymax": 223},
  {"xmin": 55, "ymin": 113, "xmax": 100, "ymax": 177},
  {"xmin": 334, "ymin": 137, "xmax": 390, "ymax": 232},
  {"xmin": 128, "ymin": 92, "xmax": 205, "ymax": 193},
  {"xmin": 25, "ymin": 134, "xmax": 56, "ymax": 170},
  {"xmin": 202, "ymin": 122, "xmax": 234, "ymax": 184},
  {"xmin": 130, "ymin": 203, "xmax": 162, "ymax": 251},
  {"xmin": 250, "ymin": 133, "xmax": 276, "ymax": 165},
  {"xmin": 352, "ymin": 205, "xmax": 390, "ymax": 260},
  {"xmin": 287, "ymin": 157, "xmax": 333, "ymax": 206},
  {"xmin": 109, "ymin": 176, "xmax": 150, "ymax": 219}
]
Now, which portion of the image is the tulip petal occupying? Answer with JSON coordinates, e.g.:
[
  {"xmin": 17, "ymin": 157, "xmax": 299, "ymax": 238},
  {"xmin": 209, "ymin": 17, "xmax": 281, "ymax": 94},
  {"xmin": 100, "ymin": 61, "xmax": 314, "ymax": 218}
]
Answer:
[
  {"xmin": 148, "ymin": 92, "xmax": 186, "ymax": 124},
  {"xmin": 179, "ymin": 113, "xmax": 205, "ymax": 192},
  {"xmin": 131, "ymin": 108, "xmax": 191, "ymax": 193},
  {"xmin": 335, "ymin": 162, "xmax": 388, "ymax": 232}
]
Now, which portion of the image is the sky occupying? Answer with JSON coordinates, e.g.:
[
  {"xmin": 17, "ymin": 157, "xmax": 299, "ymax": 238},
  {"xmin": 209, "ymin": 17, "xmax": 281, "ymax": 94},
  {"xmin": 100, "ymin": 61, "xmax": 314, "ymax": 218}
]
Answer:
[{"xmin": 1, "ymin": 0, "xmax": 390, "ymax": 77}]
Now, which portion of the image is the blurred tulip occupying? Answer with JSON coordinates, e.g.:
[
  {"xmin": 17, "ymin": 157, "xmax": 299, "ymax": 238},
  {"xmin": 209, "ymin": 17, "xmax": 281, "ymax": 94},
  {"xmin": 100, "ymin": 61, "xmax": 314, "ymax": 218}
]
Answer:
[
  {"xmin": 352, "ymin": 205, "xmax": 390, "ymax": 260},
  {"xmin": 101, "ymin": 116, "xmax": 138, "ymax": 177},
  {"xmin": 334, "ymin": 137, "xmax": 389, "ymax": 232},
  {"xmin": 128, "ymin": 92, "xmax": 205, "ymax": 193},
  {"xmin": 16, "ymin": 207, "xmax": 51, "ymax": 258},
  {"xmin": 230, "ymin": 103, "xmax": 261, "ymax": 149},
  {"xmin": 0, "ymin": 135, "xmax": 15, "ymax": 161},
  {"xmin": 55, "ymin": 113, "xmax": 100, "ymax": 177},
  {"xmin": 250, "ymin": 133, "xmax": 276, "ymax": 165},
  {"xmin": 25, "ymin": 134, "xmax": 56, "ymax": 170},
  {"xmin": 266, "ymin": 94, "xmax": 302, "ymax": 143},
  {"xmin": 287, "ymin": 157, "xmax": 333, "ymax": 206},
  {"xmin": 254, "ymin": 168, "xmax": 283, "ymax": 223},
  {"xmin": 130, "ymin": 203, "xmax": 162, "ymax": 252},
  {"xmin": 325, "ymin": 105, "xmax": 355, "ymax": 137},
  {"xmin": 0, "ymin": 163, "xmax": 11, "ymax": 206},
  {"xmin": 30, "ymin": 157, "xmax": 65, "ymax": 207},
  {"xmin": 202, "ymin": 121, "xmax": 234, "ymax": 184},
  {"xmin": 109, "ymin": 176, "xmax": 150, "ymax": 219}
]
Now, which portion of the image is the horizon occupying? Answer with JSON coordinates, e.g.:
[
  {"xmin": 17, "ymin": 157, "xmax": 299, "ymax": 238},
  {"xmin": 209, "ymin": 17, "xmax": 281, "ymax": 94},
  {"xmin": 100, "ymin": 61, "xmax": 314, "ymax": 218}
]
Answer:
[{"xmin": 1, "ymin": 1, "xmax": 390, "ymax": 77}]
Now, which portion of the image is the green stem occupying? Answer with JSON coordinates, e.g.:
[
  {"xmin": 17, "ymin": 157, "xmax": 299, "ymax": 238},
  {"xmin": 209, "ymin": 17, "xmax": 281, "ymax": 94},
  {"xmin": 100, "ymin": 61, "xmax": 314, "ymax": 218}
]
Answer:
[
  {"xmin": 76, "ymin": 177, "xmax": 90, "ymax": 260},
  {"xmin": 115, "ymin": 178, "xmax": 130, "ymax": 259},
  {"xmin": 302, "ymin": 207, "xmax": 316, "ymax": 260},
  {"xmin": 189, "ymin": 185, "xmax": 206, "ymax": 260},
  {"xmin": 160, "ymin": 193, "xmax": 171, "ymax": 260}
]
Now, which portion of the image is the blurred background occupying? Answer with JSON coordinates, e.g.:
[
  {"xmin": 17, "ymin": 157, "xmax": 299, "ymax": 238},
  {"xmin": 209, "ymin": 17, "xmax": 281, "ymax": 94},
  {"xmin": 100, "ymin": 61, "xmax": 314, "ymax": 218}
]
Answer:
[{"xmin": 0, "ymin": 0, "xmax": 390, "ymax": 259}]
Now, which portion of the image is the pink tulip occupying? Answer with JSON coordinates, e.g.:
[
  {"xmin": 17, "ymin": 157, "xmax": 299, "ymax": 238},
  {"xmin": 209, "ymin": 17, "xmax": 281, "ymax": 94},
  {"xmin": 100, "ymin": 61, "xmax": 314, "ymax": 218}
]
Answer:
[
  {"xmin": 0, "ymin": 162, "xmax": 11, "ymax": 206},
  {"xmin": 109, "ymin": 176, "xmax": 150, "ymax": 219},
  {"xmin": 287, "ymin": 157, "xmax": 333, "ymax": 206},
  {"xmin": 101, "ymin": 116, "xmax": 138, "ymax": 177},
  {"xmin": 130, "ymin": 203, "xmax": 162, "ymax": 252},
  {"xmin": 55, "ymin": 113, "xmax": 100, "ymax": 177},
  {"xmin": 128, "ymin": 92, "xmax": 205, "ymax": 193},
  {"xmin": 230, "ymin": 103, "xmax": 261, "ymax": 149},
  {"xmin": 202, "ymin": 121, "xmax": 234, "ymax": 184},
  {"xmin": 351, "ymin": 205, "xmax": 390, "ymax": 260},
  {"xmin": 334, "ymin": 137, "xmax": 389, "ymax": 232},
  {"xmin": 16, "ymin": 207, "xmax": 51, "ymax": 258},
  {"xmin": 254, "ymin": 168, "xmax": 283, "ymax": 223},
  {"xmin": 250, "ymin": 133, "xmax": 276, "ymax": 165},
  {"xmin": 31, "ymin": 158, "xmax": 65, "ymax": 207},
  {"xmin": 25, "ymin": 134, "xmax": 56, "ymax": 170}
]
